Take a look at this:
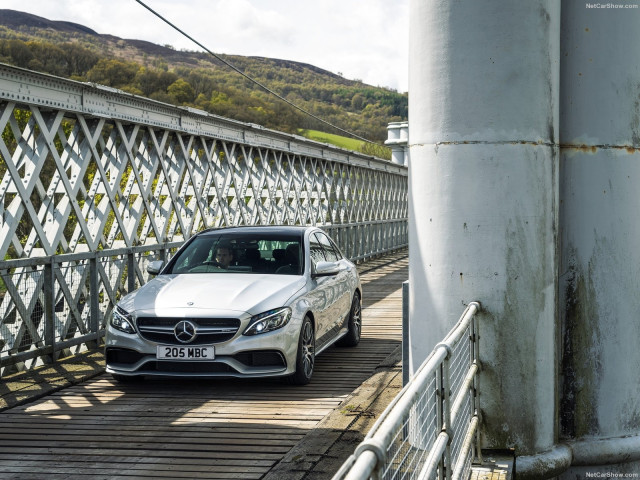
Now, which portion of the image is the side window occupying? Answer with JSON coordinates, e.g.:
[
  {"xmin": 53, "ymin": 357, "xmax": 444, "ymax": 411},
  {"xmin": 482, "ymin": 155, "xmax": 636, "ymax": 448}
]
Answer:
[
  {"xmin": 169, "ymin": 237, "xmax": 212, "ymax": 273},
  {"xmin": 315, "ymin": 232, "xmax": 340, "ymax": 262},
  {"xmin": 309, "ymin": 235, "xmax": 326, "ymax": 269}
]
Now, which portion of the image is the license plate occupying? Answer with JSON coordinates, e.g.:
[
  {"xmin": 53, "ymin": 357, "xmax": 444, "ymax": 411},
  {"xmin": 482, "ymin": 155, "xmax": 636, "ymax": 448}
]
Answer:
[{"xmin": 157, "ymin": 345, "xmax": 215, "ymax": 361}]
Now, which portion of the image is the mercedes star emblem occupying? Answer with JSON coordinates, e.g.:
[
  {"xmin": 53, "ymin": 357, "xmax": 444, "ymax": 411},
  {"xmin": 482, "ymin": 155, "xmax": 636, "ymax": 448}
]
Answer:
[{"xmin": 174, "ymin": 320, "xmax": 197, "ymax": 344}]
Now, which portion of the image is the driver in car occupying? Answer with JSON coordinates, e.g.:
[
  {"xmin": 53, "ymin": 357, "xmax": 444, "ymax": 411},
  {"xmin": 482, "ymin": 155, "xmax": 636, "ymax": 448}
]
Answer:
[{"xmin": 214, "ymin": 246, "xmax": 234, "ymax": 268}]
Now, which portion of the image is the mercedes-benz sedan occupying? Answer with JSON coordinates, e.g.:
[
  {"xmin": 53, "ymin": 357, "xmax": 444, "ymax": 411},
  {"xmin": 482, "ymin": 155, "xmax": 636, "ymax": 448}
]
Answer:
[{"xmin": 105, "ymin": 226, "xmax": 362, "ymax": 385}]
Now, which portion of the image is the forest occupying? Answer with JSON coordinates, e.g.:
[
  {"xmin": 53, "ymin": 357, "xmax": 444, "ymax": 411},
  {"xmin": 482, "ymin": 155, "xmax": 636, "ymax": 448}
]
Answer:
[{"xmin": 0, "ymin": 10, "xmax": 408, "ymax": 158}]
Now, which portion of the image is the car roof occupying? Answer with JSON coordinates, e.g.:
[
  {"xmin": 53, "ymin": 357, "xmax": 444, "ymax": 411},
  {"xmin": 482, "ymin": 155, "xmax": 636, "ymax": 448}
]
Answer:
[{"xmin": 197, "ymin": 225, "xmax": 315, "ymax": 236}]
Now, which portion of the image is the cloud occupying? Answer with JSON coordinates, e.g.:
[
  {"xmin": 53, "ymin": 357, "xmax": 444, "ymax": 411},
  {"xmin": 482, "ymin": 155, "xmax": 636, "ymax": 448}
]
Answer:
[{"xmin": 1, "ymin": 0, "xmax": 408, "ymax": 91}]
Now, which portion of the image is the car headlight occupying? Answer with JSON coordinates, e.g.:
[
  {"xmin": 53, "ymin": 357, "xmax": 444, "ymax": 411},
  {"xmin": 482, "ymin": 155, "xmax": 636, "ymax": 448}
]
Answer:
[
  {"xmin": 243, "ymin": 307, "xmax": 292, "ymax": 336},
  {"xmin": 110, "ymin": 306, "xmax": 136, "ymax": 334}
]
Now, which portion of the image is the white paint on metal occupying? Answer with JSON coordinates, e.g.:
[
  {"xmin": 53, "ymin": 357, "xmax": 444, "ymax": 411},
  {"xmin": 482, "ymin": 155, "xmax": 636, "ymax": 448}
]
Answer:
[
  {"xmin": 408, "ymin": 0, "xmax": 559, "ymax": 456},
  {"xmin": 558, "ymin": 3, "xmax": 640, "ymax": 475},
  {"xmin": 385, "ymin": 122, "xmax": 409, "ymax": 166},
  {"xmin": 0, "ymin": 65, "xmax": 408, "ymax": 260}
]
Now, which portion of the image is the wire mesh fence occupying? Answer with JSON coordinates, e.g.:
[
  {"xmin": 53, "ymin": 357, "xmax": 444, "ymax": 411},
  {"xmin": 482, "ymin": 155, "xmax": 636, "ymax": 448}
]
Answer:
[
  {"xmin": 381, "ymin": 372, "xmax": 439, "ymax": 480},
  {"xmin": 0, "ymin": 244, "xmax": 181, "ymax": 375},
  {"xmin": 333, "ymin": 302, "xmax": 481, "ymax": 480}
]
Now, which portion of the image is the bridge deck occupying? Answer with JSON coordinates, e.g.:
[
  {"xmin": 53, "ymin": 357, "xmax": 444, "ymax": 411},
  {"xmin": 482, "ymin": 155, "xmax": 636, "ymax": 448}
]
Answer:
[{"xmin": 0, "ymin": 253, "xmax": 407, "ymax": 479}]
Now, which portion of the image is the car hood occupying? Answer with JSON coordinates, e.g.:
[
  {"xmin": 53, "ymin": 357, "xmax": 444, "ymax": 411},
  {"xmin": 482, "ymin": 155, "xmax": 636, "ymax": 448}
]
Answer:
[{"xmin": 120, "ymin": 273, "xmax": 306, "ymax": 316}]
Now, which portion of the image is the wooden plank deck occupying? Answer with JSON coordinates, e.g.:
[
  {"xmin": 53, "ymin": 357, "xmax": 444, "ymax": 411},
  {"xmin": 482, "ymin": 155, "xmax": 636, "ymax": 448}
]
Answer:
[{"xmin": 0, "ymin": 254, "xmax": 407, "ymax": 479}]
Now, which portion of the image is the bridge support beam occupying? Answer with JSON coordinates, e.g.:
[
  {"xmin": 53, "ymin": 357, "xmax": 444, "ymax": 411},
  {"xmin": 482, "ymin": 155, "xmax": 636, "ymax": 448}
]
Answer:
[
  {"xmin": 558, "ymin": 3, "xmax": 640, "ymax": 477},
  {"xmin": 409, "ymin": 0, "xmax": 640, "ymax": 474},
  {"xmin": 408, "ymin": 0, "xmax": 560, "ymax": 458}
]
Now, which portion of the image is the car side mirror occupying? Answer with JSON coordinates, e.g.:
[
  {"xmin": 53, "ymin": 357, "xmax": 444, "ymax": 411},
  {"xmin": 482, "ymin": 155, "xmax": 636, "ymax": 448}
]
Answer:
[
  {"xmin": 147, "ymin": 260, "xmax": 164, "ymax": 276},
  {"xmin": 313, "ymin": 261, "xmax": 341, "ymax": 277}
]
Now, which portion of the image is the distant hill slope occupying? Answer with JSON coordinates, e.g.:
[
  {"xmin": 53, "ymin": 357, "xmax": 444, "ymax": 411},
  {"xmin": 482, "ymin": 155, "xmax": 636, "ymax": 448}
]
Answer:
[
  {"xmin": 0, "ymin": 9, "xmax": 406, "ymax": 155},
  {"xmin": 0, "ymin": 9, "xmax": 99, "ymax": 35}
]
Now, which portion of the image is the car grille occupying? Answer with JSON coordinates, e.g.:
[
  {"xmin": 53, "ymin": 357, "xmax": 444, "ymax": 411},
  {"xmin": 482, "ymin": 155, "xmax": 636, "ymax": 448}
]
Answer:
[
  {"xmin": 149, "ymin": 361, "xmax": 234, "ymax": 374},
  {"xmin": 136, "ymin": 317, "xmax": 241, "ymax": 345}
]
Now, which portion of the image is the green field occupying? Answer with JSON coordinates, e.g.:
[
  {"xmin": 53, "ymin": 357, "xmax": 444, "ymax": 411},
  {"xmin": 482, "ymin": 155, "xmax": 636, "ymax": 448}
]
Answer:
[
  {"xmin": 297, "ymin": 129, "xmax": 365, "ymax": 151},
  {"xmin": 298, "ymin": 129, "xmax": 391, "ymax": 160}
]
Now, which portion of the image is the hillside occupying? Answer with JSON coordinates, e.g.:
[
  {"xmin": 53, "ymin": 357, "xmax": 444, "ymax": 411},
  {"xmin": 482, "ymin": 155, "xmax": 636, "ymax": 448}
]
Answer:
[{"xmin": 0, "ymin": 9, "xmax": 407, "ymax": 157}]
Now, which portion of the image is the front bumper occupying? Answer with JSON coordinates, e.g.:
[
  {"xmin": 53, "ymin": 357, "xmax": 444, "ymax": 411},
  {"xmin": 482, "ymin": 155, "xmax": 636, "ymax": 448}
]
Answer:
[
  {"xmin": 105, "ymin": 347, "xmax": 289, "ymax": 377},
  {"xmin": 104, "ymin": 316, "xmax": 301, "ymax": 378}
]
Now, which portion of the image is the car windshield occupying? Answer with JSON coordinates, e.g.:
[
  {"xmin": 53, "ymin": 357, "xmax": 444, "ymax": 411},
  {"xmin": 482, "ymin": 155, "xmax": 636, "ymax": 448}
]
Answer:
[{"xmin": 166, "ymin": 232, "xmax": 304, "ymax": 275}]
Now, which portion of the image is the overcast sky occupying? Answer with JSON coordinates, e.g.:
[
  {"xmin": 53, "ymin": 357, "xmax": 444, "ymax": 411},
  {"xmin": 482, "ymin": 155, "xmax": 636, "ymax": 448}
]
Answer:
[{"xmin": 2, "ymin": 0, "xmax": 409, "ymax": 92}]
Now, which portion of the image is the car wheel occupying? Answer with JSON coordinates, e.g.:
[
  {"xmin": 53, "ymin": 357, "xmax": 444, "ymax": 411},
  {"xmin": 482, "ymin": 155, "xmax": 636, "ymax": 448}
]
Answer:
[
  {"xmin": 287, "ymin": 316, "xmax": 315, "ymax": 385},
  {"xmin": 337, "ymin": 292, "xmax": 362, "ymax": 347}
]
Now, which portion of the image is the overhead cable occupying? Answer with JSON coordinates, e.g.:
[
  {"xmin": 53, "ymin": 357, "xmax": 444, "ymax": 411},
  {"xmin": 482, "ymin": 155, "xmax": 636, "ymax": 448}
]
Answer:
[{"xmin": 134, "ymin": 0, "xmax": 377, "ymax": 144}]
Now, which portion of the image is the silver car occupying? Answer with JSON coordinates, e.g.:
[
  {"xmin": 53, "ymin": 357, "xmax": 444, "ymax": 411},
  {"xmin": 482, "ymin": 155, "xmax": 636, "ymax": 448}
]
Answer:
[{"xmin": 105, "ymin": 226, "xmax": 362, "ymax": 385}]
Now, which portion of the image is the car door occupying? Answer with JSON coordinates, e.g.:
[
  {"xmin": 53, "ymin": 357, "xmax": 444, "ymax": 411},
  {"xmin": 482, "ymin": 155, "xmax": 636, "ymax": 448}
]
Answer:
[
  {"xmin": 315, "ymin": 232, "xmax": 352, "ymax": 332},
  {"xmin": 307, "ymin": 233, "xmax": 339, "ymax": 351}
]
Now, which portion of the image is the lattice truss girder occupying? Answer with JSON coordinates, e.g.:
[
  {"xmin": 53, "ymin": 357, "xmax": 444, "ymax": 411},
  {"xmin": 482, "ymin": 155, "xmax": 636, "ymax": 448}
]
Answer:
[
  {"xmin": 0, "ymin": 101, "xmax": 407, "ymax": 361},
  {"xmin": 0, "ymin": 103, "xmax": 407, "ymax": 260},
  {"xmin": 0, "ymin": 91, "xmax": 407, "ymax": 368}
]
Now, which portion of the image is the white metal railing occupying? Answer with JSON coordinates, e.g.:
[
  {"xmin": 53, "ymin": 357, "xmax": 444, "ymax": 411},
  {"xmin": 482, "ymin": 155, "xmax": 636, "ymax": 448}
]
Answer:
[
  {"xmin": 333, "ymin": 302, "xmax": 481, "ymax": 480},
  {"xmin": 0, "ymin": 243, "xmax": 180, "ymax": 374}
]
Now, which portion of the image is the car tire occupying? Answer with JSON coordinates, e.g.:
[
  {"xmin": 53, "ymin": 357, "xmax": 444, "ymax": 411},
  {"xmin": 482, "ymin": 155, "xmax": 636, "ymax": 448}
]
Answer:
[
  {"xmin": 287, "ymin": 315, "xmax": 315, "ymax": 385},
  {"xmin": 337, "ymin": 292, "xmax": 362, "ymax": 347}
]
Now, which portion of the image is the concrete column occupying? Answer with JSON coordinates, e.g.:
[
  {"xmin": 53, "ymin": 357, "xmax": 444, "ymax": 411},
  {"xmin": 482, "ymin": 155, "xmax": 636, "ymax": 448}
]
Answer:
[
  {"xmin": 408, "ymin": 0, "xmax": 559, "ymax": 455},
  {"xmin": 558, "ymin": 3, "xmax": 640, "ymax": 476}
]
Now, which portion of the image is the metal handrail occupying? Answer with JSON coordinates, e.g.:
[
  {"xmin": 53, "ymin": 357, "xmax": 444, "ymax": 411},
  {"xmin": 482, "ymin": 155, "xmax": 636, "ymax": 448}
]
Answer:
[{"xmin": 333, "ymin": 301, "xmax": 481, "ymax": 480}]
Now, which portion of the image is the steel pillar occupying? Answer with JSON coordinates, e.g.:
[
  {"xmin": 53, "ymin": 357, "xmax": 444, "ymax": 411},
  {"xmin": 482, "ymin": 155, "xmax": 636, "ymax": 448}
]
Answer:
[
  {"xmin": 558, "ymin": 2, "xmax": 640, "ymax": 476},
  {"xmin": 408, "ymin": 0, "xmax": 559, "ymax": 456}
]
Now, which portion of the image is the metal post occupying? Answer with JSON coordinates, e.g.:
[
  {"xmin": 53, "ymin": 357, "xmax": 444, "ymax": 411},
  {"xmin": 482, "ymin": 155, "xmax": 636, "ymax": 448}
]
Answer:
[
  {"xmin": 127, "ymin": 250, "xmax": 136, "ymax": 293},
  {"xmin": 386, "ymin": 122, "xmax": 409, "ymax": 166},
  {"xmin": 558, "ymin": 3, "xmax": 640, "ymax": 475},
  {"xmin": 402, "ymin": 280, "xmax": 410, "ymax": 386},
  {"xmin": 435, "ymin": 363, "xmax": 445, "ymax": 480},
  {"xmin": 43, "ymin": 259, "xmax": 55, "ymax": 363},
  {"xmin": 442, "ymin": 356, "xmax": 452, "ymax": 480},
  {"xmin": 472, "ymin": 312, "xmax": 482, "ymax": 464},
  {"xmin": 89, "ymin": 255, "xmax": 99, "ymax": 348}
]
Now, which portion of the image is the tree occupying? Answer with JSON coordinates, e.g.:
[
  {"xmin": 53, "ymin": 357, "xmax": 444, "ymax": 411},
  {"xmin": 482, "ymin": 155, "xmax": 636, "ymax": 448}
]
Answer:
[
  {"xmin": 134, "ymin": 67, "xmax": 178, "ymax": 97},
  {"xmin": 351, "ymin": 93, "xmax": 365, "ymax": 110},
  {"xmin": 2, "ymin": 39, "xmax": 33, "ymax": 67},
  {"xmin": 167, "ymin": 78, "xmax": 195, "ymax": 104},
  {"xmin": 0, "ymin": 25, "xmax": 408, "ymax": 146},
  {"xmin": 86, "ymin": 59, "xmax": 139, "ymax": 88},
  {"xmin": 62, "ymin": 43, "xmax": 99, "ymax": 77}
]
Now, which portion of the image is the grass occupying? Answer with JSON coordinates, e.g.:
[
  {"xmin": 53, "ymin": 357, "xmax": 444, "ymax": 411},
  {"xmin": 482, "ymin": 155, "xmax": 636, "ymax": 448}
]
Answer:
[{"xmin": 297, "ymin": 129, "xmax": 364, "ymax": 152}]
